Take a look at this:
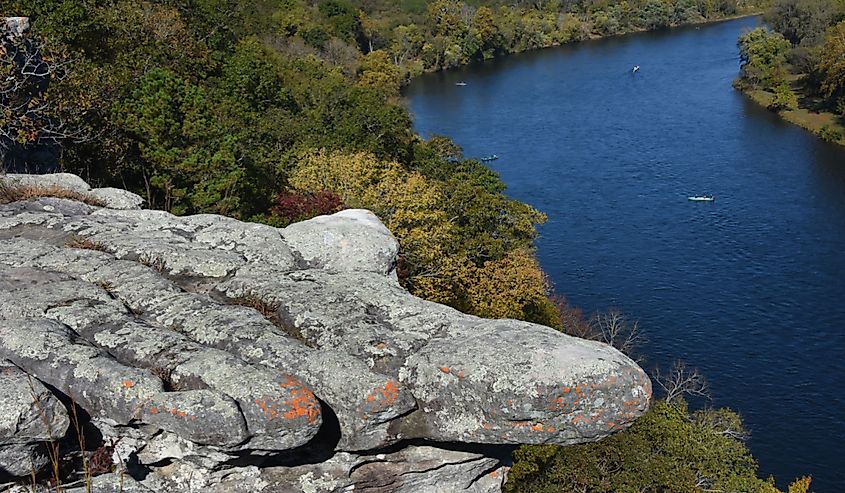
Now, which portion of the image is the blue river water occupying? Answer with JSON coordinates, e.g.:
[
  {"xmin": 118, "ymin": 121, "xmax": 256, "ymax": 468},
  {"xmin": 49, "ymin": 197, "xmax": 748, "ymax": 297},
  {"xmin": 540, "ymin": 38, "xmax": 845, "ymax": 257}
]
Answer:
[{"xmin": 405, "ymin": 16, "xmax": 845, "ymax": 491}]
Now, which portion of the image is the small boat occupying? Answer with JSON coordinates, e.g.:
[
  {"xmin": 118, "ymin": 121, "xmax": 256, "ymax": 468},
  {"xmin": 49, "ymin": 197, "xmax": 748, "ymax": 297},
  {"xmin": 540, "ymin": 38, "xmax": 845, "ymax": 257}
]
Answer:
[
  {"xmin": 455, "ymin": 82, "xmax": 467, "ymax": 86},
  {"xmin": 688, "ymin": 195, "xmax": 715, "ymax": 202},
  {"xmin": 632, "ymin": 65, "xmax": 640, "ymax": 73},
  {"xmin": 480, "ymin": 154, "xmax": 499, "ymax": 162}
]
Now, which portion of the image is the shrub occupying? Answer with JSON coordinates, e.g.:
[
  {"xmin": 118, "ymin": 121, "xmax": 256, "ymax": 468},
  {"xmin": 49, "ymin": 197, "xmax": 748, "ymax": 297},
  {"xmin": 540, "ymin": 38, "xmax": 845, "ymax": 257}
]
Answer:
[
  {"xmin": 818, "ymin": 124, "xmax": 843, "ymax": 142},
  {"xmin": 271, "ymin": 189, "xmax": 346, "ymax": 226},
  {"xmin": 768, "ymin": 82, "xmax": 799, "ymax": 111}
]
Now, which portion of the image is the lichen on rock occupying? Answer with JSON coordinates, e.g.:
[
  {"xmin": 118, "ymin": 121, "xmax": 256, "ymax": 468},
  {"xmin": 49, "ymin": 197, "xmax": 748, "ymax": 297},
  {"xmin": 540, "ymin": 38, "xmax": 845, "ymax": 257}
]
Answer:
[{"xmin": 0, "ymin": 173, "xmax": 651, "ymax": 492}]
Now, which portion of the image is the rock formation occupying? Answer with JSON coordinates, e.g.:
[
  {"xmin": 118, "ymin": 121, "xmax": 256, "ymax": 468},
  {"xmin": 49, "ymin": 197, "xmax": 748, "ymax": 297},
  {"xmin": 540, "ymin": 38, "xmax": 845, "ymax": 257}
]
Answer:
[{"xmin": 0, "ymin": 173, "xmax": 651, "ymax": 492}]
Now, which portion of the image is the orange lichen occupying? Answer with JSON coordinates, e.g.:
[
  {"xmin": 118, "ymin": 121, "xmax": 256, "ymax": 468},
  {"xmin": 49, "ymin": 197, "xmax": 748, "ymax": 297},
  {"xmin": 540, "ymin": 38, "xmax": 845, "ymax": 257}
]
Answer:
[
  {"xmin": 563, "ymin": 386, "xmax": 571, "ymax": 393},
  {"xmin": 490, "ymin": 470, "xmax": 499, "ymax": 478},
  {"xmin": 456, "ymin": 370, "xmax": 465, "ymax": 379},
  {"xmin": 283, "ymin": 386, "xmax": 321, "ymax": 423},
  {"xmin": 122, "ymin": 380, "xmax": 134, "ymax": 389},
  {"xmin": 256, "ymin": 399, "xmax": 280, "ymax": 420},
  {"xmin": 531, "ymin": 423, "xmax": 544, "ymax": 431},
  {"xmin": 439, "ymin": 367, "xmax": 451, "ymax": 373},
  {"xmin": 149, "ymin": 406, "xmax": 159, "ymax": 414},
  {"xmin": 548, "ymin": 395, "xmax": 569, "ymax": 411}
]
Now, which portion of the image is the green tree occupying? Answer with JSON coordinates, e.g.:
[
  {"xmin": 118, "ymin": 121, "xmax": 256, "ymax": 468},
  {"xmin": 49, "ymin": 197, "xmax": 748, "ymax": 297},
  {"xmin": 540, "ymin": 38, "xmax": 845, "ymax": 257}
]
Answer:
[
  {"xmin": 112, "ymin": 68, "xmax": 244, "ymax": 214},
  {"xmin": 763, "ymin": 0, "xmax": 844, "ymax": 46},
  {"xmin": 768, "ymin": 81, "xmax": 799, "ymax": 111},
  {"xmin": 737, "ymin": 28, "xmax": 792, "ymax": 89},
  {"xmin": 815, "ymin": 20, "xmax": 845, "ymax": 100}
]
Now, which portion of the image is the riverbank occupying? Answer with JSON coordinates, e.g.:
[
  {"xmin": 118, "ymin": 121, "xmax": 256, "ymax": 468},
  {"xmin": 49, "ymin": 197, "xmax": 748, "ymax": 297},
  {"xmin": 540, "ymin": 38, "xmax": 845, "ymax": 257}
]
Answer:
[
  {"xmin": 736, "ymin": 77, "xmax": 845, "ymax": 147},
  {"xmin": 403, "ymin": 10, "xmax": 764, "ymax": 82},
  {"xmin": 405, "ymin": 16, "xmax": 845, "ymax": 489}
]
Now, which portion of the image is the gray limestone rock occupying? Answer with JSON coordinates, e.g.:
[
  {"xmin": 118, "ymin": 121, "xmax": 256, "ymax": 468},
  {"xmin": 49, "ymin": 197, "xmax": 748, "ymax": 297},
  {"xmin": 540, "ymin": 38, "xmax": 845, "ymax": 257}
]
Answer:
[
  {"xmin": 3, "ymin": 173, "xmax": 91, "ymax": 194},
  {"xmin": 141, "ymin": 446, "xmax": 507, "ymax": 493},
  {"xmin": 89, "ymin": 187, "xmax": 144, "ymax": 210},
  {"xmin": 62, "ymin": 474, "xmax": 156, "ymax": 493},
  {"xmin": 0, "ymin": 360, "xmax": 68, "ymax": 478},
  {"xmin": 0, "ymin": 173, "xmax": 652, "ymax": 491},
  {"xmin": 0, "ymin": 441, "xmax": 48, "ymax": 478},
  {"xmin": 281, "ymin": 209, "xmax": 399, "ymax": 275}
]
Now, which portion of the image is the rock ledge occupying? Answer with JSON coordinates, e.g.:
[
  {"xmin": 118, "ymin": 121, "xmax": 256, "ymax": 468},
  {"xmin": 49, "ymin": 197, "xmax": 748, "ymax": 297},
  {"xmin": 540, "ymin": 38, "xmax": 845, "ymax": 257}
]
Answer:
[{"xmin": 0, "ymin": 174, "xmax": 650, "ymax": 492}]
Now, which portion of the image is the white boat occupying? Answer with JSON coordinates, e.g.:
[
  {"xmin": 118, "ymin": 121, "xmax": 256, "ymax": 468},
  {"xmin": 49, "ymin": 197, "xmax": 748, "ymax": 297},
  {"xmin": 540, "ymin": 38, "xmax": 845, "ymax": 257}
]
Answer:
[
  {"xmin": 688, "ymin": 195, "xmax": 715, "ymax": 202},
  {"xmin": 455, "ymin": 82, "xmax": 467, "ymax": 86},
  {"xmin": 632, "ymin": 65, "xmax": 640, "ymax": 73}
]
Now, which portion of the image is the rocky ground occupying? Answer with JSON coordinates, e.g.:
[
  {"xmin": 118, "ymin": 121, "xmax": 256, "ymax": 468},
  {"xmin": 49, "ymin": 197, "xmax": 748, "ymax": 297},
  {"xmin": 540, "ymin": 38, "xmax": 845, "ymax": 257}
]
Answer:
[{"xmin": 0, "ymin": 173, "xmax": 651, "ymax": 492}]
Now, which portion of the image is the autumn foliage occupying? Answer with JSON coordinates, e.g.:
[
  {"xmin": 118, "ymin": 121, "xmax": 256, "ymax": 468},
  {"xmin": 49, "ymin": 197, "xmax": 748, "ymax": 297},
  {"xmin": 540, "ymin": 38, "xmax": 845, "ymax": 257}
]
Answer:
[{"xmin": 271, "ymin": 189, "xmax": 345, "ymax": 226}]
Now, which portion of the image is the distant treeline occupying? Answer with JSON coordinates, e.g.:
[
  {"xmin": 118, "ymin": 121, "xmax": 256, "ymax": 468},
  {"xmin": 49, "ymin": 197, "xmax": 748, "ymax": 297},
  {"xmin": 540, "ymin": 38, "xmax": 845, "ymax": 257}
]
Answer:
[
  {"xmin": 332, "ymin": 0, "xmax": 770, "ymax": 81},
  {"xmin": 736, "ymin": 0, "xmax": 845, "ymax": 142}
]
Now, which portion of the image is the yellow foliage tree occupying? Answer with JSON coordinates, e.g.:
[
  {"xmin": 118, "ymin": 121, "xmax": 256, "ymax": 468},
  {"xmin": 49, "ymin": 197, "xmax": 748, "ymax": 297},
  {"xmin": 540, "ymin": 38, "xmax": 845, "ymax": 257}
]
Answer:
[
  {"xmin": 289, "ymin": 148, "xmax": 456, "ymax": 275},
  {"xmin": 288, "ymin": 149, "xmax": 559, "ymax": 327}
]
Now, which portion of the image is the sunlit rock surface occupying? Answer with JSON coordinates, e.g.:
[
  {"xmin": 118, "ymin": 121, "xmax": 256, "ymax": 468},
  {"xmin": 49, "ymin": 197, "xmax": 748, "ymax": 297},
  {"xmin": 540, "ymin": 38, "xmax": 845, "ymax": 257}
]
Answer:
[{"xmin": 0, "ymin": 173, "xmax": 650, "ymax": 492}]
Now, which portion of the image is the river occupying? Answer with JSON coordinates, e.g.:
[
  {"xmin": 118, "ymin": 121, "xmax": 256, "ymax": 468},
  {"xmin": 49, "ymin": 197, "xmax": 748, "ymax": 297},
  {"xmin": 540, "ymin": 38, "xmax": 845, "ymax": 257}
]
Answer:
[{"xmin": 405, "ymin": 16, "xmax": 845, "ymax": 491}]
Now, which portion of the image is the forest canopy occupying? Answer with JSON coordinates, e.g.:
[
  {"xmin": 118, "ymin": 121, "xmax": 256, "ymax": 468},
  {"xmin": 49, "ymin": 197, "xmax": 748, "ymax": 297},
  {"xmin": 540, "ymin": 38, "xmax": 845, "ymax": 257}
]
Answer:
[{"xmin": 2, "ymin": 0, "xmax": 809, "ymax": 491}]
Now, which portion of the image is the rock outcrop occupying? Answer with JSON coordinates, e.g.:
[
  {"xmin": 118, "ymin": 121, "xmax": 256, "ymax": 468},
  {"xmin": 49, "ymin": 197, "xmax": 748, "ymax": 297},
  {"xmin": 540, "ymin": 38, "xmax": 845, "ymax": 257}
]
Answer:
[{"xmin": 0, "ymin": 173, "xmax": 651, "ymax": 492}]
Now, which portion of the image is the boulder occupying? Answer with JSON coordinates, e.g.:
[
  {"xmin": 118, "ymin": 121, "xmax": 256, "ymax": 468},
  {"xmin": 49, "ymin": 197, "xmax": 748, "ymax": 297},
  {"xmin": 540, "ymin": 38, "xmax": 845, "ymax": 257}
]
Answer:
[
  {"xmin": 0, "ymin": 360, "xmax": 69, "ymax": 478},
  {"xmin": 0, "ymin": 173, "xmax": 652, "ymax": 492},
  {"xmin": 88, "ymin": 187, "xmax": 144, "ymax": 210}
]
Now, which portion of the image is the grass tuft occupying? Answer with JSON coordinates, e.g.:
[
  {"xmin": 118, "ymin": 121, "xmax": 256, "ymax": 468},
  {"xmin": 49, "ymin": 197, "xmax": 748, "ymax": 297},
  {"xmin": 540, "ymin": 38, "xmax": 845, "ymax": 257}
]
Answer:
[
  {"xmin": 64, "ymin": 236, "xmax": 108, "ymax": 252},
  {"xmin": 231, "ymin": 295, "xmax": 308, "ymax": 344},
  {"xmin": 0, "ymin": 181, "xmax": 106, "ymax": 207}
]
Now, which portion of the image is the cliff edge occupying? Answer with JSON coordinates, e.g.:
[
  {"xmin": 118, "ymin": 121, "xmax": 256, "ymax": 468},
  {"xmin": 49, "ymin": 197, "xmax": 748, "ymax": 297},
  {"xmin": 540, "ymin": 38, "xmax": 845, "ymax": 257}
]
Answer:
[{"xmin": 0, "ymin": 173, "xmax": 651, "ymax": 492}]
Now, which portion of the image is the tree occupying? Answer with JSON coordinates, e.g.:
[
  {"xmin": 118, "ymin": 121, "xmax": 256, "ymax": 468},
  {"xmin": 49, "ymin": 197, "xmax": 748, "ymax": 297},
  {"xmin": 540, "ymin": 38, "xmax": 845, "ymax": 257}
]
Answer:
[
  {"xmin": 112, "ymin": 68, "xmax": 245, "ymax": 215},
  {"xmin": 763, "ymin": 0, "xmax": 844, "ymax": 47},
  {"xmin": 507, "ymin": 399, "xmax": 779, "ymax": 493},
  {"xmin": 768, "ymin": 81, "xmax": 799, "ymax": 111},
  {"xmin": 815, "ymin": 20, "xmax": 845, "ymax": 100},
  {"xmin": 0, "ymin": 25, "xmax": 87, "ymax": 170},
  {"xmin": 737, "ymin": 28, "xmax": 791, "ymax": 89},
  {"xmin": 357, "ymin": 49, "xmax": 402, "ymax": 96}
]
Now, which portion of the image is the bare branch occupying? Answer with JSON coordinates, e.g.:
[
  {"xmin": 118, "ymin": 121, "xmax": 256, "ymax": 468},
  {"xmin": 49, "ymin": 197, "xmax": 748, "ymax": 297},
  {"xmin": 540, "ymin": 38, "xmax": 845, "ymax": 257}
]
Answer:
[
  {"xmin": 653, "ymin": 360, "xmax": 710, "ymax": 403},
  {"xmin": 588, "ymin": 309, "xmax": 643, "ymax": 357},
  {"xmin": 1, "ymin": 24, "xmax": 90, "ymax": 165}
]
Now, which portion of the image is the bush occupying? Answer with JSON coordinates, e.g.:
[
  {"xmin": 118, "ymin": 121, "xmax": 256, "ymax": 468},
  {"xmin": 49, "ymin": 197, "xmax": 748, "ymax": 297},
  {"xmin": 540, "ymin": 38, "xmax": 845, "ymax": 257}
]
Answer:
[
  {"xmin": 818, "ymin": 124, "xmax": 843, "ymax": 142},
  {"xmin": 768, "ymin": 82, "xmax": 799, "ymax": 111},
  {"xmin": 506, "ymin": 399, "xmax": 774, "ymax": 493},
  {"xmin": 270, "ymin": 189, "xmax": 346, "ymax": 226}
]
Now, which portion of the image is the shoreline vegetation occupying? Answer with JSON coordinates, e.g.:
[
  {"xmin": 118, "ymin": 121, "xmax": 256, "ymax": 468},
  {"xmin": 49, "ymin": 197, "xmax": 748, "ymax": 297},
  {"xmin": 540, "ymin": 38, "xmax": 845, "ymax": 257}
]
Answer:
[
  {"xmin": 735, "ymin": 0, "xmax": 845, "ymax": 147},
  {"xmin": 407, "ymin": 10, "xmax": 765, "ymax": 80},
  {"xmin": 737, "ymin": 82, "xmax": 845, "ymax": 146},
  {"xmin": 1, "ymin": 0, "xmax": 812, "ymax": 491}
]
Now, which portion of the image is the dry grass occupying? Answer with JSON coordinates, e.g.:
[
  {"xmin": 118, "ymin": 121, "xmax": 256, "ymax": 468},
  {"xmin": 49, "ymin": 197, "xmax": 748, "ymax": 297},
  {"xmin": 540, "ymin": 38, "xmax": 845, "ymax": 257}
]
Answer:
[
  {"xmin": 149, "ymin": 366, "xmax": 183, "ymax": 392},
  {"xmin": 231, "ymin": 295, "xmax": 308, "ymax": 344},
  {"xmin": 27, "ymin": 382, "xmax": 126, "ymax": 493},
  {"xmin": 137, "ymin": 253, "xmax": 166, "ymax": 273},
  {"xmin": 744, "ymin": 88, "xmax": 845, "ymax": 146},
  {"xmin": 0, "ymin": 181, "xmax": 105, "ymax": 207},
  {"xmin": 64, "ymin": 236, "xmax": 108, "ymax": 252}
]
